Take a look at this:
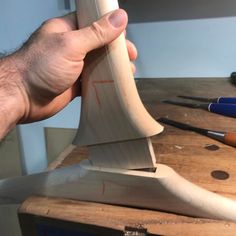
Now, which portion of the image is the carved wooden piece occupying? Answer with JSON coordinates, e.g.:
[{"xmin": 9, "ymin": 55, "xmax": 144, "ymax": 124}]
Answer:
[
  {"xmin": 3, "ymin": 160, "xmax": 236, "ymax": 220},
  {"xmin": 15, "ymin": 161, "xmax": 236, "ymax": 221},
  {"xmin": 74, "ymin": 0, "xmax": 163, "ymax": 169}
]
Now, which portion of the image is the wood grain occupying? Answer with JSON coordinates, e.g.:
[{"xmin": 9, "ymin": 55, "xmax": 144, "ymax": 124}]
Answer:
[
  {"xmin": 74, "ymin": 0, "xmax": 163, "ymax": 169},
  {"xmin": 89, "ymin": 137, "xmax": 156, "ymax": 169},
  {"xmin": 20, "ymin": 196, "xmax": 236, "ymax": 236}
]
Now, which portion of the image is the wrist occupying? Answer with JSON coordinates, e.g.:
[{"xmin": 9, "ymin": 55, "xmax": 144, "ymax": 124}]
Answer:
[{"xmin": 0, "ymin": 54, "xmax": 29, "ymax": 139}]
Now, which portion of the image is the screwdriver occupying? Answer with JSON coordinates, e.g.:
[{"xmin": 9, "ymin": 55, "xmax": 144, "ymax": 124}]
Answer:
[
  {"xmin": 178, "ymin": 95, "xmax": 236, "ymax": 104},
  {"xmin": 158, "ymin": 117, "xmax": 236, "ymax": 147}
]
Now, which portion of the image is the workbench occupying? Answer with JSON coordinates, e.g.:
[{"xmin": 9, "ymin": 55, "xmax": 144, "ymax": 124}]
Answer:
[{"xmin": 18, "ymin": 78, "xmax": 236, "ymax": 235}]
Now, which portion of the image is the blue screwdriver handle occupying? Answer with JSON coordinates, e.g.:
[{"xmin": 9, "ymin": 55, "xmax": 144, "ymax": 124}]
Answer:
[
  {"xmin": 209, "ymin": 103, "xmax": 236, "ymax": 117},
  {"xmin": 217, "ymin": 97, "xmax": 236, "ymax": 104}
]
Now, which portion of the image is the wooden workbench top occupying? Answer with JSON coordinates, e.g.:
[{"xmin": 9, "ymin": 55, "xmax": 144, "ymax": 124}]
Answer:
[{"xmin": 19, "ymin": 78, "xmax": 236, "ymax": 235}]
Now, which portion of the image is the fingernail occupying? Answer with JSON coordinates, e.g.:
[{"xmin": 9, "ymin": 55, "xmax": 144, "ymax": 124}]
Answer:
[{"xmin": 109, "ymin": 9, "xmax": 126, "ymax": 28}]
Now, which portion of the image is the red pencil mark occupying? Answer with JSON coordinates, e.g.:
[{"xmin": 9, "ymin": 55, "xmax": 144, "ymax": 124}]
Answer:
[{"xmin": 92, "ymin": 80, "xmax": 114, "ymax": 107}]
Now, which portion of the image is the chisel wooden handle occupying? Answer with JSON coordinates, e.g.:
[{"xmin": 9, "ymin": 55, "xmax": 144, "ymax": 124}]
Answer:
[{"xmin": 224, "ymin": 132, "xmax": 236, "ymax": 147}]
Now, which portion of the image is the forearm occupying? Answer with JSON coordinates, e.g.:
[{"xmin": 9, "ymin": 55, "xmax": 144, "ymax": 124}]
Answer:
[{"xmin": 0, "ymin": 56, "xmax": 26, "ymax": 140}]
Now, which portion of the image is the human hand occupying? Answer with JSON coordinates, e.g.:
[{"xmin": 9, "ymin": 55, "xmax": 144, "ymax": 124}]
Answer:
[{"xmin": 11, "ymin": 9, "xmax": 137, "ymax": 123}]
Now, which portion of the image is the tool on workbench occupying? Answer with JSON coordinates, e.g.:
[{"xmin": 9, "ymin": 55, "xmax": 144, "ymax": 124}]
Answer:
[
  {"xmin": 2, "ymin": 0, "xmax": 236, "ymax": 222},
  {"xmin": 163, "ymin": 99, "xmax": 236, "ymax": 118},
  {"xmin": 178, "ymin": 95, "xmax": 236, "ymax": 104},
  {"xmin": 158, "ymin": 117, "xmax": 236, "ymax": 147}
]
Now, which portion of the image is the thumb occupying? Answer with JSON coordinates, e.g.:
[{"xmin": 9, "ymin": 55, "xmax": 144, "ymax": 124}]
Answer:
[{"xmin": 67, "ymin": 9, "xmax": 128, "ymax": 55}]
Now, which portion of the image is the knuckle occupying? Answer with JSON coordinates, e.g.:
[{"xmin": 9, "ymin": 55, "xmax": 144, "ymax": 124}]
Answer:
[
  {"xmin": 90, "ymin": 22, "xmax": 106, "ymax": 46},
  {"xmin": 40, "ymin": 18, "xmax": 65, "ymax": 34},
  {"xmin": 42, "ymin": 18, "xmax": 60, "ymax": 28}
]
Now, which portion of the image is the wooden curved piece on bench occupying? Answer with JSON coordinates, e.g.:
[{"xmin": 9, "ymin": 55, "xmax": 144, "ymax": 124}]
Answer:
[
  {"xmin": 81, "ymin": 162, "xmax": 236, "ymax": 221},
  {"xmin": 38, "ymin": 161, "xmax": 236, "ymax": 221},
  {"xmin": 2, "ymin": 160, "xmax": 236, "ymax": 221}
]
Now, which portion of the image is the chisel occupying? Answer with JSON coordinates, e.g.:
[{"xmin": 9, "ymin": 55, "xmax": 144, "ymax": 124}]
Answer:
[
  {"xmin": 163, "ymin": 100, "xmax": 236, "ymax": 118},
  {"xmin": 178, "ymin": 95, "xmax": 236, "ymax": 104},
  {"xmin": 158, "ymin": 117, "xmax": 236, "ymax": 147}
]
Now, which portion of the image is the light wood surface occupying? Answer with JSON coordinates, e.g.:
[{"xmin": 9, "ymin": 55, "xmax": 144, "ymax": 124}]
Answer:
[
  {"xmin": 7, "ymin": 156, "xmax": 236, "ymax": 220},
  {"xmin": 74, "ymin": 0, "xmax": 163, "ymax": 169},
  {"xmin": 46, "ymin": 160, "xmax": 236, "ymax": 220},
  {"xmin": 88, "ymin": 137, "xmax": 156, "ymax": 168}
]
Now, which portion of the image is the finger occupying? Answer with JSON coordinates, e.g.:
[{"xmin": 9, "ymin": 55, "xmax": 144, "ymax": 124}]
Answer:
[
  {"xmin": 51, "ymin": 82, "xmax": 80, "ymax": 112},
  {"xmin": 65, "ymin": 9, "xmax": 128, "ymax": 56},
  {"xmin": 130, "ymin": 62, "xmax": 136, "ymax": 74},
  {"xmin": 126, "ymin": 39, "xmax": 138, "ymax": 61},
  {"xmin": 41, "ymin": 12, "xmax": 78, "ymax": 33}
]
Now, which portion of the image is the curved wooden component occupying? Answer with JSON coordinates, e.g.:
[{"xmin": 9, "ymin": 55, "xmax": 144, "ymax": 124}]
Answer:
[
  {"xmin": 41, "ymin": 161, "xmax": 236, "ymax": 221},
  {"xmin": 1, "ymin": 160, "xmax": 236, "ymax": 220},
  {"xmin": 74, "ymin": 0, "xmax": 163, "ymax": 146}
]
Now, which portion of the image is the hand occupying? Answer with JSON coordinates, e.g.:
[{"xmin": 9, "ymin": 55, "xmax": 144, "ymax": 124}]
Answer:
[{"xmin": 11, "ymin": 9, "xmax": 137, "ymax": 122}]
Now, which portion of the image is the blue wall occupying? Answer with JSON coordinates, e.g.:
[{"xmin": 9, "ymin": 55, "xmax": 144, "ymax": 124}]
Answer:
[
  {"xmin": 128, "ymin": 17, "xmax": 236, "ymax": 78},
  {"xmin": 0, "ymin": 0, "xmax": 74, "ymax": 52},
  {"xmin": 121, "ymin": 0, "xmax": 236, "ymax": 78}
]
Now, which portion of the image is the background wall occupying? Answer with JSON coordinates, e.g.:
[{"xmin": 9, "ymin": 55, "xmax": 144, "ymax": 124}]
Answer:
[
  {"xmin": 1, "ymin": 0, "xmax": 236, "ymax": 174},
  {"xmin": 121, "ymin": 0, "xmax": 236, "ymax": 78},
  {"xmin": 0, "ymin": 0, "xmax": 75, "ymax": 52}
]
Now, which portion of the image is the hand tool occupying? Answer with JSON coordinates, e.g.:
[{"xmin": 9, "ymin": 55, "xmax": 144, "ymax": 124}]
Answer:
[
  {"xmin": 178, "ymin": 95, "xmax": 236, "ymax": 104},
  {"xmin": 158, "ymin": 117, "xmax": 236, "ymax": 147},
  {"xmin": 162, "ymin": 100, "xmax": 236, "ymax": 118}
]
